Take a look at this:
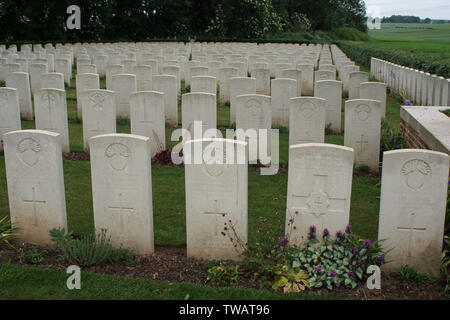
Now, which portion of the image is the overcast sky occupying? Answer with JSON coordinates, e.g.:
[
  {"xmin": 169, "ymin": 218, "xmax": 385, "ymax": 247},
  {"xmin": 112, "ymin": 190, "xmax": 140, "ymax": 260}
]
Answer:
[{"xmin": 364, "ymin": 0, "xmax": 450, "ymax": 19}]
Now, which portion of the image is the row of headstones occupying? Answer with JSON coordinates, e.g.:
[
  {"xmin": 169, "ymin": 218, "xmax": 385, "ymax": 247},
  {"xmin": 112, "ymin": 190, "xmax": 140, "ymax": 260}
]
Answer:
[
  {"xmin": 371, "ymin": 57, "xmax": 450, "ymax": 106},
  {"xmin": 3, "ymin": 130, "xmax": 448, "ymax": 275},
  {"xmin": 1, "ymin": 79, "xmax": 386, "ymax": 172}
]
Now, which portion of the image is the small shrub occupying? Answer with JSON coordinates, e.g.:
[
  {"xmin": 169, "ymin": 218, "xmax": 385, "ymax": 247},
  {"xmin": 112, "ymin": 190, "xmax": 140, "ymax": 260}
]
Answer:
[
  {"xmin": 273, "ymin": 126, "xmax": 289, "ymax": 134},
  {"xmin": 397, "ymin": 265, "xmax": 426, "ymax": 283},
  {"xmin": 207, "ymin": 260, "xmax": 239, "ymax": 286},
  {"xmin": 357, "ymin": 164, "xmax": 371, "ymax": 174},
  {"xmin": 20, "ymin": 249, "xmax": 44, "ymax": 265},
  {"xmin": 441, "ymin": 235, "xmax": 449, "ymax": 295},
  {"xmin": 0, "ymin": 216, "xmax": 16, "ymax": 247},
  {"xmin": 441, "ymin": 109, "xmax": 450, "ymax": 117},
  {"xmin": 271, "ymin": 264, "xmax": 310, "ymax": 293},
  {"xmin": 50, "ymin": 228, "xmax": 136, "ymax": 267}
]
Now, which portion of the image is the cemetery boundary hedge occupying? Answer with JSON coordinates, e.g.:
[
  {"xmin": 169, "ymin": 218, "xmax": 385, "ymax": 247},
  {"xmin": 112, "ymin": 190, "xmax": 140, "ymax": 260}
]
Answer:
[{"xmin": 338, "ymin": 41, "xmax": 450, "ymax": 78}]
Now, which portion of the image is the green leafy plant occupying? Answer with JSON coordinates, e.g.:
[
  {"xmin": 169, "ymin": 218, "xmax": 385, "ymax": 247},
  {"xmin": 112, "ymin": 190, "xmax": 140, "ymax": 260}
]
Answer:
[
  {"xmin": 116, "ymin": 117, "xmax": 131, "ymax": 126},
  {"xmin": 50, "ymin": 228, "xmax": 135, "ymax": 266},
  {"xmin": 207, "ymin": 260, "xmax": 239, "ymax": 286},
  {"xmin": 289, "ymin": 225, "xmax": 387, "ymax": 290},
  {"xmin": 0, "ymin": 216, "xmax": 17, "ymax": 247},
  {"xmin": 441, "ymin": 235, "xmax": 449, "ymax": 295},
  {"xmin": 397, "ymin": 265, "xmax": 426, "ymax": 283},
  {"xmin": 20, "ymin": 249, "xmax": 44, "ymax": 265},
  {"xmin": 271, "ymin": 264, "xmax": 310, "ymax": 293}
]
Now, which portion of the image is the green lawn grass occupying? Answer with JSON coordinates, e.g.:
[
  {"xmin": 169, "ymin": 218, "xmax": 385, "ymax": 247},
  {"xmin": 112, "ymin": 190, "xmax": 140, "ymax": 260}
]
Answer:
[
  {"xmin": 0, "ymin": 66, "xmax": 402, "ymax": 299},
  {"xmin": 0, "ymin": 263, "xmax": 342, "ymax": 300}
]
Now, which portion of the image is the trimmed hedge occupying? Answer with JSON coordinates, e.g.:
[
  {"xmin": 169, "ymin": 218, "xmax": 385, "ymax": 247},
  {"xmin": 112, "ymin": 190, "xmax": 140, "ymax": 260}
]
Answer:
[{"xmin": 337, "ymin": 41, "xmax": 450, "ymax": 78}]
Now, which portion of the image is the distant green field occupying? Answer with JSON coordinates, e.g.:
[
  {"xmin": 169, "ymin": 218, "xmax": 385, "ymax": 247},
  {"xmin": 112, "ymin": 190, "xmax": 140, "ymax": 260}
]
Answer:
[
  {"xmin": 369, "ymin": 23, "xmax": 450, "ymax": 41},
  {"xmin": 366, "ymin": 23, "xmax": 450, "ymax": 57}
]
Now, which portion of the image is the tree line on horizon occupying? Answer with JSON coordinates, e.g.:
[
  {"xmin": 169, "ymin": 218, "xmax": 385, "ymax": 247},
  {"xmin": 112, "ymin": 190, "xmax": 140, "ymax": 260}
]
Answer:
[
  {"xmin": 0, "ymin": 0, "xmax": 367, "ymax": 42},
  {"xmin": 381, "ymin": 15, "xmax": 450, "ymax": 24}
]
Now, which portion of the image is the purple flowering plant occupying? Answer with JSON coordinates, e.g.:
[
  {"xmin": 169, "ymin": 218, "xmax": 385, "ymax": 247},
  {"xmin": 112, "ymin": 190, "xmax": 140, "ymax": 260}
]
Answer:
[{"xmin": 288, "ymin": 224, "xmax": 387, "ymax": 290}]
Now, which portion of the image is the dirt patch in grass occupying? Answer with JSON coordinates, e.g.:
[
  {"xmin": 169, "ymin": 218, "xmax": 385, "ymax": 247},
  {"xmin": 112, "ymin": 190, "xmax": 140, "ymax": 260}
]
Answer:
[
  {"xmin": 63, "ymin": 152, "xmax": 90, "ymax": 161},
  {"xmin": 0, "ymin": 243, "xmax": 447, "ymax": 300}
]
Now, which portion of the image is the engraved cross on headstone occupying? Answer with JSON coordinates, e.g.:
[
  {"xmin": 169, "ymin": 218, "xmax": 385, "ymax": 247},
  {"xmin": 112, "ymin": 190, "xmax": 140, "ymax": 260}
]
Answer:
[
  {"xmin": 108, "ymin": 193, "xmax": 135, "ymax": 242},
  {"xmin": 204, "ymin": 199, "xmax": 227, "ymax": 236},
  {"xmin": 356, "ymin": 134, "xmax": 369, "ymax": 161},
  {"xmin": 291, "ymin": 173, "xmax": 346, "ymax": 230},
  {"xmin": 397, "ymin": 212, "xmax": 426, "ymax": 258},
  {"xmin": 23, "ymin": 187, "xmax": 46, "ymax": 227}
]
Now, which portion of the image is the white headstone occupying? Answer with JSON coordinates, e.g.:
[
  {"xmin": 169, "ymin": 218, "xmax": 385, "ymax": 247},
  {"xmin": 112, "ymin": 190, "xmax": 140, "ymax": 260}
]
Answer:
[
  {"xmin": 219, "ymin": 67, "xmax": 238, "ymax": 105},
  {"xmin": 297, "ymin": 64, "xmax": 314, "ymax": 96},
  {"xmin": 34, "ymin": 88, "xmax": 70, "ymax": 153},
  {"xmin": 90, "ymin": 134, "xmax": 154, "ymax": 255},
  {"xmin": 344, "ymin": 99, "xmax": 381, "ymax": 172},
  {"xmin": 191, "ymin": 75, "xmax": 217, "ymax": 95},
  {"xmin": 286, "ymin": 143, "xmax": 354, "ymax": 246},
  {"xmin": 4, "ymin": 130, "xmax": 67, "ymax": 245},
  {"xmin": 281, "ymin": 69, "xmax": 302, "ymax": 97},
  {"xmin": 41, "ymin": 72, "xmax": 65, "ymax": 90},
  {"xmin": 289, "ymin": 97, "xmax": 326, "ymax": 146},
  {"xmin": 5, "ymin": 72, "xmax": 33, "ymax": 120},
  {"xmin": 106, "ymin": 64, "xmax": 124, "ymax": 90},
  {"xmin": 110, "ymin": 74, "xmax": 137, "ymax": 119},
  {"xmin": 29, "ymin": 63, "xmax": 48, "ymax": 94},
  {"xmin": 54, "ymin": 58, "xmax": 72, "ymax": 87},
  {"xmin": 185, "ymin": 138, "xmax": 248, "ymax": 260},
  {"xmin": 378, "ymin": 149, "xmax": 449, "ymax": 275},
  {"xmin": 134, "ymin": 65, "xmax": 153, "ymax": 91},
  {"xmin": 80, "ymin": 89, "xmax": 117, "ymax": 152},
  {"xmin": 152, "ymin": 74, "xmax": 178, "ymax": 127},
  {"xmin": 0, "ymin": 88, "xmax": 21, "ymax": 150},
  {"xmin": 348, "ymin": 72, "xmax": 369, "ymax": 100},
  {"xmin": 314, "ymin": 80, "xmax": 343, "ymax": 134},
  {"xmin": 271, "ymin": 78, "xmax": 297, "ymax": 128},
  {"xmin": 360, "ymin": 82, "xmax": 387, "ymax": 120},
  {"xmin": 76, "ymin": 73, "xmax": 100, "ymax": 119},
  {"xmin": 252, "ymin": 68, "xmax": 271, "ymax": 95},
  {"xmin": 182, "ymin": 93, "xmax": 217, "ymax": 137},
  {"xmin": 236, "ymin": 94, "xmax": 272, "ymax": 163},
  {"xmin": 230, "ymin": 77, "xmax": 256, "ymax": 124},
  {"xmin": 130, "ymin": 91, "xmax": 166, "ymax": 157}
]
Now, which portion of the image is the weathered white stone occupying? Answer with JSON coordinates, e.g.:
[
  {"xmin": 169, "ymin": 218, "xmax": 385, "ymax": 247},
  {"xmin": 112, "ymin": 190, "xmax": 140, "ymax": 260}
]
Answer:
[
  {"xmin": 5, "ymin": 72, "xmax": 33, "ymax": 120},
  {"xmin": 191, "ymin": 76, "xmax": 217, "ymax": 95},
  {"xmin": 134, "ymin": 65, "xmax": 153, "ymax": 91},
  {"xmin": 314, "ymin": 70, "xmax": 335, "ymax": 82},
  {"xmin": 289, "ymin": 97, "xmax": 326, "ymax": 146},
  {"xmin": 130, "ymin": 91, "xmax": 165, "ymax": 157},
  {"xmin": 342, "ymin": 65, "xmax": 360, "ymax": 95},
  {"xmin": 0, "ymin": 88, "xmax": 21, "ymax": 150},
  {"xmin": 162, "ymin": 65, "xmax": 181, "ymax": 95},
  {"xmin": 29, "ymin": 63, "xmax": 48, "ymax": 94},
  {"xmin": 271, "ymin": 78, "xmax": 297, "ymax": 128},
  {"xmin": 286, "ymin": 143, "xmax": 354, "ymax": 246},
  {"xmin": 182, "ymin": 93, "xmax": 217, "ymax": 137},
  {"xmin": 54, "ymin": 58, "xmax": 72, "ymax": 87},
  {"xmin": 89, "ymin": 133, "xmax": 154, "ymax": 255},
  {"xmin": 76, "ymin": 73, "xmax": 100, "ymax": 119},
  {"xmin": 41, "ymin": 72, "xmax": 65, "ymax": 90},
  {"xmin": 281, "ymin": 69, "xmax": 302, "ymax": 97},
  {"xmin": 110, "ymin": 74, "xmax": 137, "ymax": 119},
  {"xmin": 80, "ymin": 89, "xmax": 116, "ymax": 152},
  {"xmin": 297, "ymin": 64, "xmax": 314, "ymax": 96},
  {"xmin": 219, "ymin": 67, "xmax": 238, "ymax": 105},
  {"xmin": 230, "ymin": 77, "xmax": 256, "ymax": 124},
  {"xmin": 78, "ymin": 64, "xmax": 97, "ymax": 75},
  {"xmin": 93, "ymin": 54, "xmax": 108, "ymax": 77},
  {"xmin": 106, "ymin": 64, "xmax": 124, "ymax": 90},
  {"xmin": 344, "ymin": 99, "xmax": 381, "ymax": 171},
  {"xmin": 34, "ymin": 88, "xmax": 70, "ymax": 153},
  {"xmin": 378, "ymin": 149, "xmax": 449, "ymax": 275},
  {"xmin": 152, "ymin": 75, "xmax": 178, "ymax": 127},
  {"xmin": 348, "ymin": 71, "xmax": 369, "ymax": 100},
  {"xmin": 360, "ymin": 82, "xmax": 387, "ymax": 120},
  {"xmin": 252, "ymin": 68, "xmax": 271, "ymax": 95},
  {"xmin": 235, "ymin": 94, "xmax": 271, "ymax": 163},
  {"xmin": 314, "ymin": 80, "xmax": 343, "ymax": 134},
  {"xmin": 4, "ymin": 130, "xmax": 67, "ymax": 245},
  {"xmin": 185, "ymin": 138, "xmax": 248, "ymax": 260}
]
